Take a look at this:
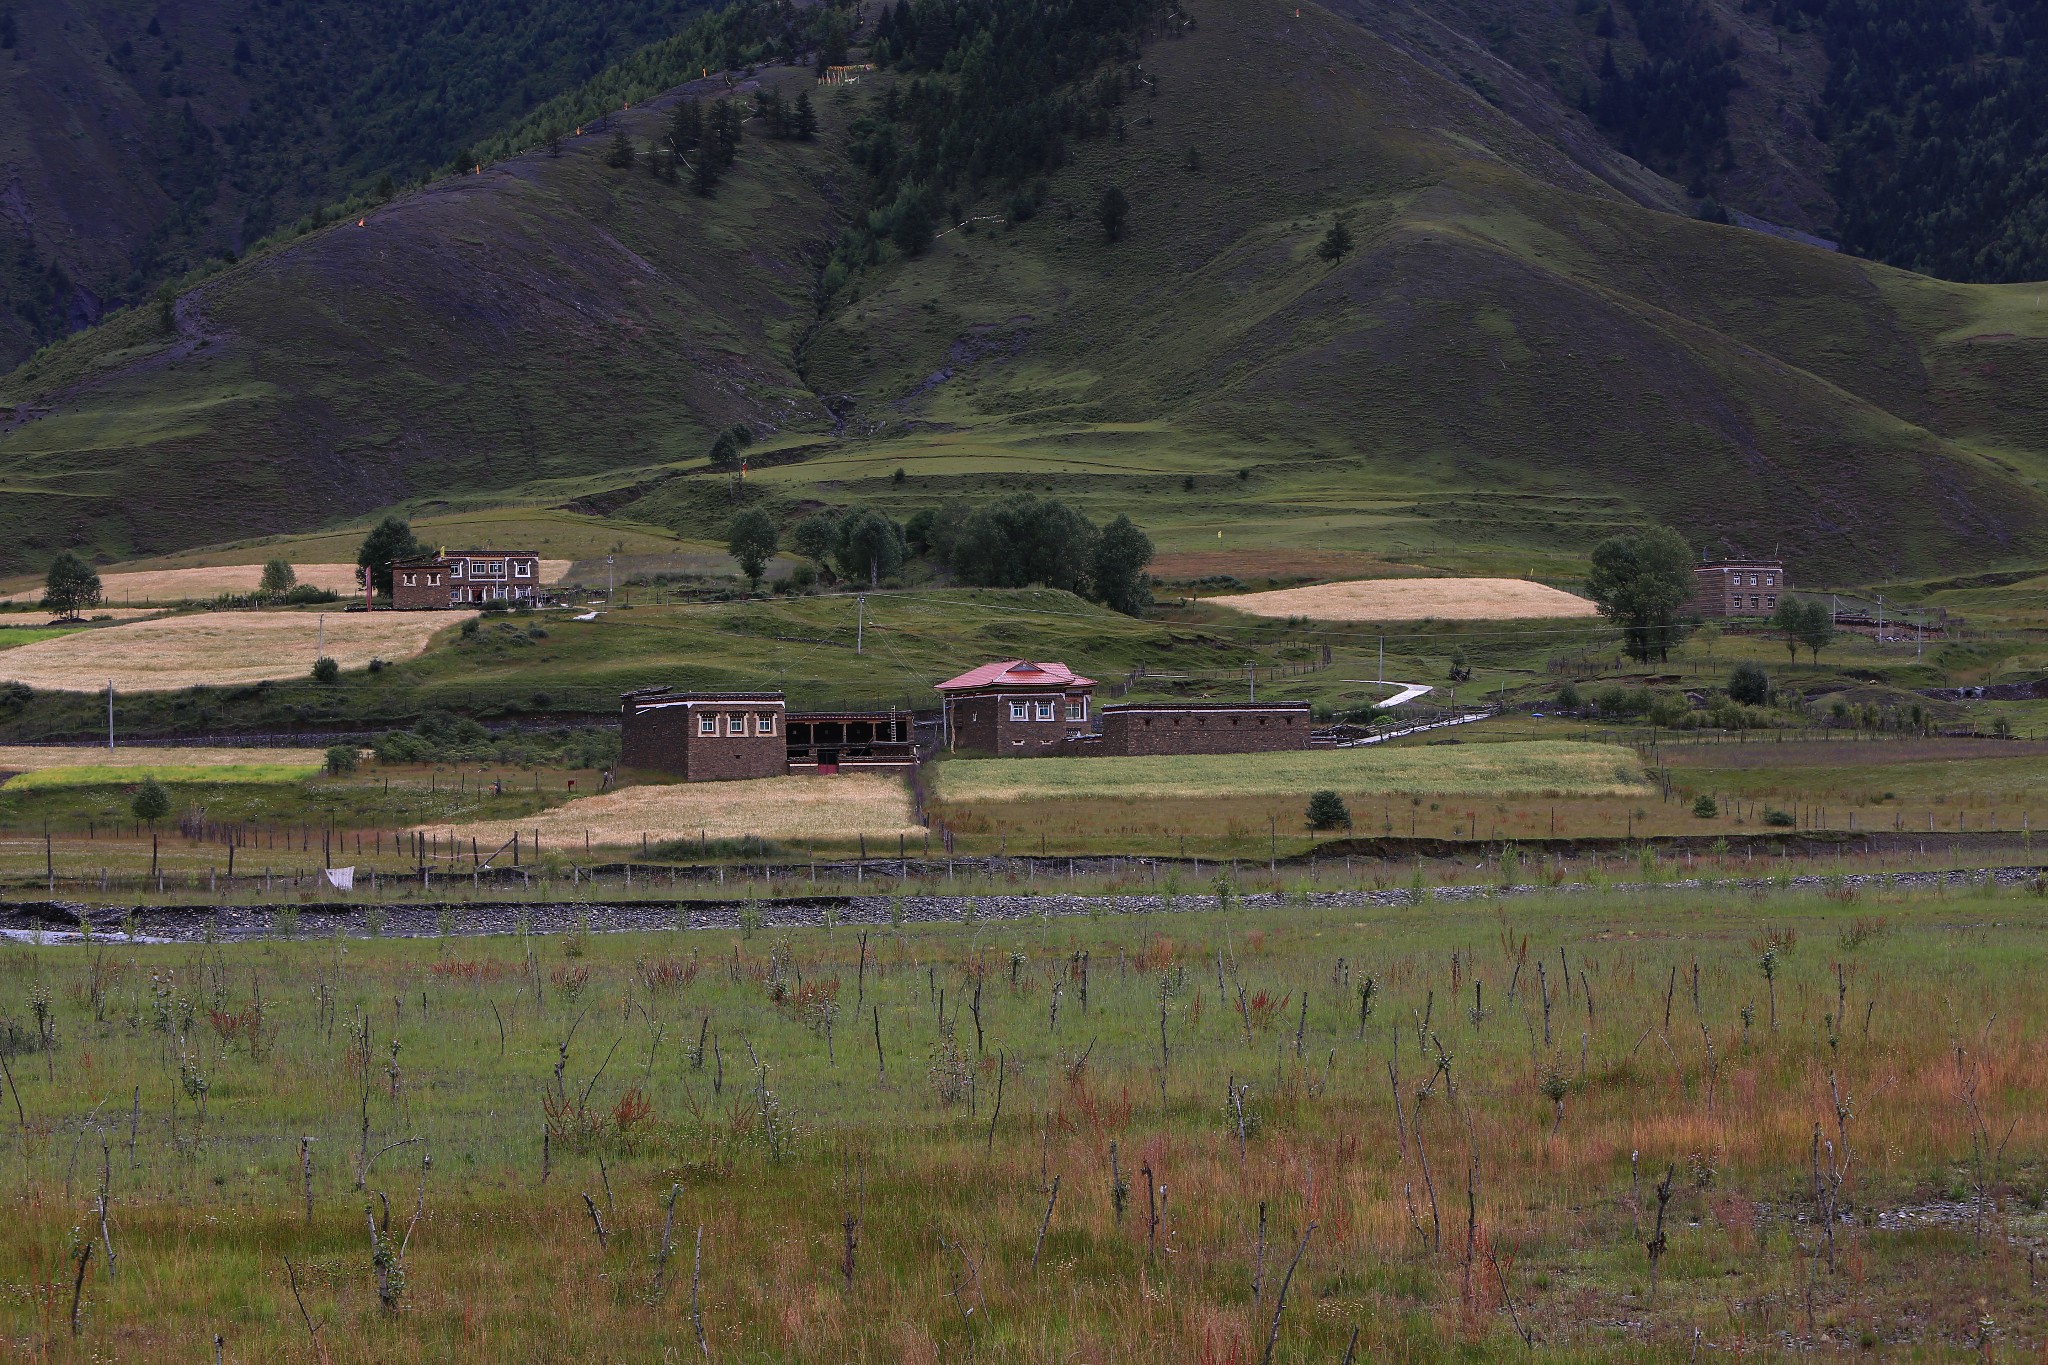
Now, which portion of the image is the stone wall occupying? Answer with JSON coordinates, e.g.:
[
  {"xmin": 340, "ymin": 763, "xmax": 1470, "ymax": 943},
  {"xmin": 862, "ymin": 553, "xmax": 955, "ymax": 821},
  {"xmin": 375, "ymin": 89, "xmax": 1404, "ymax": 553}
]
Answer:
[{"xmin": 1094, "ymin": 704, "xmax": 1313, "ymax": 757}]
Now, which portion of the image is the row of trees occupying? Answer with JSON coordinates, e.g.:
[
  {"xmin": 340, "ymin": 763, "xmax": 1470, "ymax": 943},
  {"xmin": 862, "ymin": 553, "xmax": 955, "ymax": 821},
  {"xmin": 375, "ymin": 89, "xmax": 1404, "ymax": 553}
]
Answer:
[{"xmin": 725, "ymin": 494, "xmax": 1155, "ymax": 614}]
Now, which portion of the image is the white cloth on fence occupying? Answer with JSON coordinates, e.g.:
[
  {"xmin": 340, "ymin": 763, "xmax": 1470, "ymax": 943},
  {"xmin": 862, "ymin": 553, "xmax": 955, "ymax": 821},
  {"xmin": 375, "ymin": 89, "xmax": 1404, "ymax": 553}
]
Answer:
[{"xmin": 324, "ymin": 866, "xmax": 355, "ymax": 892}]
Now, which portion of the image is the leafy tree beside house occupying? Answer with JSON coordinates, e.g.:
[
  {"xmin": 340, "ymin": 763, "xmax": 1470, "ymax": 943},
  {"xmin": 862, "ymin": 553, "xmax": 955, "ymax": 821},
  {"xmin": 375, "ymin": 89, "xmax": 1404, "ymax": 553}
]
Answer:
[
  {"xmin": 1727, "ymin": 661, "xmax": 1770, "ymax": 706},
  {"xmin": 1093, "ymin": 514, "xmax": 1154, "ymax": 616},
  {"xmin": 356, "ymin": 517, "xmax": 423, "ymax": 597},
  {"xmin": 40, "ymin": 552, "xmax": 102, "ymax": 619},
  {"xmin": 726, "ymin": 507, "xmax": 779, "ymax": 590},
  {"xmin": 1584, "ymin": 526, "xmax": 1694, "ymax": 663}
]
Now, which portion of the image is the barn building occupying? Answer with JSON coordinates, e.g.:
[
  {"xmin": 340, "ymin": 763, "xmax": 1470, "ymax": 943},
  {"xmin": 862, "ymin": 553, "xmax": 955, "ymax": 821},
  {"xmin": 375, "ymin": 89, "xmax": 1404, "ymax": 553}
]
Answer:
[
  {"xmin": 392, "ymin": 551, "xmax": 543, "ymax": 609},
  {"xmin": 1091, "ymin": 701, "xmax": 1313, "ymax": 756},
  {"xmin": 936, "ymin": 660, "xmax": 1095, "ymax": 755},
  {"xmin": 1689, "ymin": 560, "xmax": 1786, "ymax": 618}
]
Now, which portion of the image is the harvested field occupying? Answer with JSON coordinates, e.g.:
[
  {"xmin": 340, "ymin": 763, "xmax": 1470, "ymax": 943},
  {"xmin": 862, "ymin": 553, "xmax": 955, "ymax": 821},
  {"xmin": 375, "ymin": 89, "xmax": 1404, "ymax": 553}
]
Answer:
[
  {"xmin": 1209, "ymin": 576, "xmax": 1598, "ymax": 621},
  {"xmin": 421, "ymin": 773, "xmax": 922, "ymax": 847},
  {"xmin": 0, "ymin": 610, "xmax": 473, "ymax": 691},
  {"xmin": 931, "ymin": 741, "xmax": 1649, "ymax": 803},
  {"xmin": 1, "ymin": 559, "xmax": 571, "ymax": 604},
  {"xmin": 0, "ymin": 745, "xmax": 333, "ymax": 773}
]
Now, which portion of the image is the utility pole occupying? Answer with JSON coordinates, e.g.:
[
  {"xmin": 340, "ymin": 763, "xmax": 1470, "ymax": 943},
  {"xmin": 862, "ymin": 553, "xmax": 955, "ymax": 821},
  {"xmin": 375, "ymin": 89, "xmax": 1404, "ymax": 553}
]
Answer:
[
  {"xmin": 1248, "ymin": 662, "xmax": 1256, "ymax": 702},
  {"xmin": 856, "ymin": 594, "xmax": 865, "ymax": 654},
  {"xmin": 317, "ymin": 613, "xmax": 325, "ymax": 663},
  {"xmin": 107, "ymin": 680, "xmax": 114, "ymax": 751},
  {"xmin": 607, "ymin": 553, "xmax": 615, "ymax": 600},
  {"xmin": 1378, "ymin": 633, "xmax": 1384, "ymax": 686}
]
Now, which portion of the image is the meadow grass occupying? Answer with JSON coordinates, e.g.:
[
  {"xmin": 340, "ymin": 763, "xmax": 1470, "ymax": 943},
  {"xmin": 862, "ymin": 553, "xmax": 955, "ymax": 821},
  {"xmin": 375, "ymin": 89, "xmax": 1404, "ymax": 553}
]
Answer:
[
  {"xmin": 1, "ymin": 764, "xmax": 320, "ymax": 791},
  {"xmin": 0, "ymin": 881, "xmax": 2044, "ymax": 1359},
  {"xmin": 930, "ymin": 741, "xmax": 1652, "ymax": 804},
  {"xmin": 422, "ymin": 773, "xmax": 924, "ymax": 847}
]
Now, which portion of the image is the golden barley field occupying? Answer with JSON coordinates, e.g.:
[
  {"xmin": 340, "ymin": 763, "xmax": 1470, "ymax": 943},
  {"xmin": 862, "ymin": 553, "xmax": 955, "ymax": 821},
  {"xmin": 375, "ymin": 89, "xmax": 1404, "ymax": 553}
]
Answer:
[
  {"xmin": 421, "ymin": 773, "xmax": 923, "ymax": 847},
  {"xmin": 931, "ymin": 741, "xmax": 1650, "ymax": 804},
  {"xmin": 0, "ymin": 610, "xmax": 473, "ymax": 691},
  {"xmin": 1210, "ymin": 577, "xmax": 1599, "ymax": 621}
]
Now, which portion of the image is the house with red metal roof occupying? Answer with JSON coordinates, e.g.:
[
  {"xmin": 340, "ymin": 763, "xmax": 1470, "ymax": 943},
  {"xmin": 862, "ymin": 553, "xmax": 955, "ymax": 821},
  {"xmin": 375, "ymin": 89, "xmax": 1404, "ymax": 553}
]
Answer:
[{"xmin": 935, "ymin": 659, "xmax": 1096, "ymax": 755}]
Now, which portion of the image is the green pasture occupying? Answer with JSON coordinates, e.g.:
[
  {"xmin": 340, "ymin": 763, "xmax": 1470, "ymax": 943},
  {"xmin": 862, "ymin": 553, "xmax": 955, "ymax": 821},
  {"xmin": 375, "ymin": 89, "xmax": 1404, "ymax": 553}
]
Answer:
[
  {"xmin": 1, "ymin": 763, "xmax": 320, "ymax": 790},
  {"xmin": 931, "ymin": 740, "xmax": 1650, "ymax": 804}
]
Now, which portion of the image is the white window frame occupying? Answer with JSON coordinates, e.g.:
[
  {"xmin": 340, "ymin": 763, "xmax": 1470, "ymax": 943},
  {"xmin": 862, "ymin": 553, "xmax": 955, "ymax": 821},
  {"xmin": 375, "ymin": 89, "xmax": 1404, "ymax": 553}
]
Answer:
[
  {"xmin": 1066, "ymin": 698, "xmax": 1086, "ymax": 722},
  {"xmin": 757, "ymin": 712, "xmax": 776, "ymax": 736},
  {"xmin": 1009, "ymin": 702, "xmax": 1029, "ymax": 722},
  {"xmin": 1035, "ymin": 700, "xmax": 1056, "ymax": 721},
  {"xmin": 402, "ymin": 573, "xmax": 416, "ymax": 586},
  {"xmin": 514, "ymin": 561, "xmax": 532, "ymax": 578},
  {"xmin": 450, "ymin": 562, "xmax": 463, "ymax": 577},
  {"xmin": 699, "ymin": 714, "xmax": 719, "ymax": 736},
  {"xmin": 727, "ymin": 714, "xmax": 748, "ymax": 736}
]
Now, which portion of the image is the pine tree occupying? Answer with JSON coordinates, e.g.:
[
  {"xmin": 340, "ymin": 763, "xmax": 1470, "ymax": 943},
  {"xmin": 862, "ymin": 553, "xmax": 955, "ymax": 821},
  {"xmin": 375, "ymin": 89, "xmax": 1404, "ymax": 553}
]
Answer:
[
  {"xmin": 793, "ymin": 90, "xmax": 818, "ymax": 139},
  {"xmin": 1097, "ymin": 185, "xmax": 1129, "ymax": 242},
  {"xmin": 1316, "ymin": 216, "xmax": 1354, "ymax": 263},
  {"xmin": 669, "ymin": 98, "xmax": 703, "ymax": 154},
  {"xmin": 605, "ymin": 126, "xmax": 634, "ymax": 168}
]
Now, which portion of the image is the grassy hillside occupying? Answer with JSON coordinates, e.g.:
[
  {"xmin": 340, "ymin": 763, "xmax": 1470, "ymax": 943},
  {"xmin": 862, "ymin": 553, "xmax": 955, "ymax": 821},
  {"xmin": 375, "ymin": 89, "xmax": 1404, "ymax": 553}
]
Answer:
[
  {"xmin": 0, "ymin": 65, "xmax": 847, "ymax": 569},
  {"xmin": 6, "ymin": 0, "xmax": 2048, "ymax": 586},
  {"xmin": 0, "ymin": 0, "xmax": 740, "ymax": 368}
]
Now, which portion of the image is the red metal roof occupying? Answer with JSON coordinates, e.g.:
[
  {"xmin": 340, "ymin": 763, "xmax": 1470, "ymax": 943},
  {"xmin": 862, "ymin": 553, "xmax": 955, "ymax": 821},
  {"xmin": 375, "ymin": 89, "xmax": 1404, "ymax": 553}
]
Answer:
[{"xmin": 934, "ymin": 659, "xmax": 1096, "ymax": 692}]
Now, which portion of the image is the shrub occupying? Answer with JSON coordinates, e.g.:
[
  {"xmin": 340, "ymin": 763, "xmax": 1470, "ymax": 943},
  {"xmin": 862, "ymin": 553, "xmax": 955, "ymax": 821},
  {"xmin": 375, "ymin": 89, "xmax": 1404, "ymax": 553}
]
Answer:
[
  {"xmin": 1556, "ymin": 681, "xmax": 1583, "ymax": 710},
  {"xmin": 1306, "ymin": 790, "xmax": 1350, "ymax": 831},
  {"xmin": 311, "ymin": 657, "xmax": 340, "ymax": 683},
  {"xmin": 1763, "ymin": 808, "xmax": 1795, "ymax": 827},
  {"xmin": 283, "ymin": 584, "xmax": 339, "ymax": 605},
  {"xmin": 1727, "ymin": 662, "xmax": 1770, "ymax": 706},
  {"xmin": 324, "ymin": 745, "xmax": 360, "ymax": 775},
  {"xmin": 1692, "ymin": 794, "xmax": 1718, "ymax": 819},
  {"xmin": 132, "ymin": 778, "xmax": 170, "ymax": 825}
]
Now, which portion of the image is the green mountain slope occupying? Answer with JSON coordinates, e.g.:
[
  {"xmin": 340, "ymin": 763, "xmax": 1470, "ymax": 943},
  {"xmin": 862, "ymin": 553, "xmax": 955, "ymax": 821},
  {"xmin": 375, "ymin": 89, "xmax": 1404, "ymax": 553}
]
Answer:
[{"xmin": 4, "ymin": 0, "xmax": 2048, "ymax": 585}]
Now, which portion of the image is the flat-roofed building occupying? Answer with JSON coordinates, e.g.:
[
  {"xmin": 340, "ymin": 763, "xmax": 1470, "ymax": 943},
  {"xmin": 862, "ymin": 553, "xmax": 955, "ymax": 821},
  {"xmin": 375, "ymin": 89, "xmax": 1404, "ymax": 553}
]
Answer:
[
  {"xmin": 1690, "ymin": 560, "xmax": 1786, "ymax": 618},
  {"xmin": 620, "ymin": 689, "xmax": 787, "ymax": 781}
]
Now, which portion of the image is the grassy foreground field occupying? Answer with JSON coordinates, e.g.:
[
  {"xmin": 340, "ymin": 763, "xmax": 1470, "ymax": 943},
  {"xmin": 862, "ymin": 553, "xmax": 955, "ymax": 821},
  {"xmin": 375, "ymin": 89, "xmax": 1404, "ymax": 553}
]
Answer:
[{"xmin": 1, "ymin": 882, "xmax": 2045, "ymax": 1360}]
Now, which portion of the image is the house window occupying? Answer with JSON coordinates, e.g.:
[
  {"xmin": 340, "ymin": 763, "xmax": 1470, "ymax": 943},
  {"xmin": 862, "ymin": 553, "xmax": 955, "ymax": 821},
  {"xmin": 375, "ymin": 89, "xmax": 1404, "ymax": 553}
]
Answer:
[
  {"xmin": 698, "ymin": 714, "xmax": 718, "ymax": 735},
  {"xmin": 1765, "ymin": 575, "xmax": 1776, "ymax": 586},
  {"xmin": 727, "ymin": 714, "xmax": 748, "ymax": 735},
  {"xmin": 1067, "ymin": 699, "xmax": 1086, "ymax": 722},
  {"xmin": 757, "ymin": 713, "xmax": 776, "ymax": 735},
  {"xmin": 1009, "ymin": 702, "xmax": 1029, "ymax": 722},
  {"xmin": 1765, "ymin": 596, "xmax": 1777, "ymax": 608},
  {"xmin": 428, "ymin": 575, "xmax": 440, "ymax": 586},
  {"xmin": 450, "ymin": 563, "xmax": 463, "ymax": 577},
  {"xmin": 515, "ymin": 562, "xmax": 532, "ymax": 578},
  {"xmin": 402, "ymin": 573, "xmax": 416, "ymax": 586},
  {"xmin": 1035, "ymin": 701, "xmax": 1056, "ymax": 721}
]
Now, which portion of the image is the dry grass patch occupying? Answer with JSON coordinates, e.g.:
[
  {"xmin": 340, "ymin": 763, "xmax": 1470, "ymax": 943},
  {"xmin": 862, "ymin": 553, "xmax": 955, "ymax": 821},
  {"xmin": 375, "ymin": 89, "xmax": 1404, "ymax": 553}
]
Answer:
[
  {"xmin": 0, "ymin": 610, "xmax": 472, "ymax": 691},
  {"xmin": 932, "ymin": 741, "xmax": 1650, "ymax": 803},
  {"xmin": 420, "ymin": 773, "xmax": 922, "ymax": 847},
  {"xmin": 1209, "ymin": 577, "xmax": 1598, "ymax": 621}
]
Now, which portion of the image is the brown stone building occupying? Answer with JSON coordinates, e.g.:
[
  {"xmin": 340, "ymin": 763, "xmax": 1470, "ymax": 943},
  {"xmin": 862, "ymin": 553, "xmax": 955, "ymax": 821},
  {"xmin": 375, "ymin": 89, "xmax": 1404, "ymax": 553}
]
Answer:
[
  {"xmin": 392, "ymin": 551, "xmax": 544, "ymax": 609},
  {"xmin": 1689, "ymin": 560, "xmax": 1786, "ymax": 619},
  {"xmin": 1092, "ymin": 701, "xmax": 1314, "ymax": 756},
  {"xmin": 619, "ymin": 689, "xmax": 787, "ymax": 781},
  {"xmin": 936, "ymin": 660, "xmax": 1096, "ymax": 755}
]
